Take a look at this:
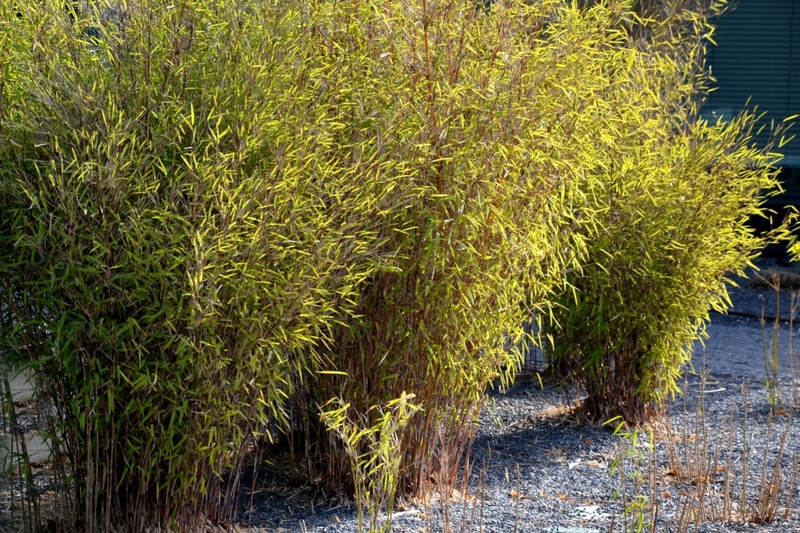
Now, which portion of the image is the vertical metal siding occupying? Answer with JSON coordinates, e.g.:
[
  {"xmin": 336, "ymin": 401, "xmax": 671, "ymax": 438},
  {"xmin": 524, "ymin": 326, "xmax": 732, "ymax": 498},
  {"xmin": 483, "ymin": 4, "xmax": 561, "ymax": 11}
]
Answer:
[{"xmin": 703, "ymin": 0, "xmax": 800, "ymax": 165}]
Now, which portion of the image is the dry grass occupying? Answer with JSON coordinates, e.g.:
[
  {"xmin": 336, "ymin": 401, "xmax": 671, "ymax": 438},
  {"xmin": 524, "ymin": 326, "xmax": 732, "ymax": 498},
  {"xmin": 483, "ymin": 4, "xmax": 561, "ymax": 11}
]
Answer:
[{"xmin": 750, "ymin": 269, "xmax": 800, "ymax": 291}]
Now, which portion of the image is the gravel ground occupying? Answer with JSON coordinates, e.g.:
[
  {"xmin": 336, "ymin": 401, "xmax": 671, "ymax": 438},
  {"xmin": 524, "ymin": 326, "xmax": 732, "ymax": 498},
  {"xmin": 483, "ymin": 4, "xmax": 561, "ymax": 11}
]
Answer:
[{"xmin": 3, "ymin": 260, "xmax": 800, "ymax": 532}]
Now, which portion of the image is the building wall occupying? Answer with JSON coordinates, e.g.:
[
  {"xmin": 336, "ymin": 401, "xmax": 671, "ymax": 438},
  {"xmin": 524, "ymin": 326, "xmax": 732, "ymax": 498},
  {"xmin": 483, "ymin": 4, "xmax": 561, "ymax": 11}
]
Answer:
[{"xmin": 703, "ymin": 0, "xmax": 799, "ymax": 168}]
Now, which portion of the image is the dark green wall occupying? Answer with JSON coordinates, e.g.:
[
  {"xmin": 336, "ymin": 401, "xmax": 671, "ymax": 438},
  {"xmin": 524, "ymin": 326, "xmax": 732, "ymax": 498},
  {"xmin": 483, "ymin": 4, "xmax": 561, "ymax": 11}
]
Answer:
[{"xmin": 704, "ymin": 0, "xmax": 799, "ymax": 168}]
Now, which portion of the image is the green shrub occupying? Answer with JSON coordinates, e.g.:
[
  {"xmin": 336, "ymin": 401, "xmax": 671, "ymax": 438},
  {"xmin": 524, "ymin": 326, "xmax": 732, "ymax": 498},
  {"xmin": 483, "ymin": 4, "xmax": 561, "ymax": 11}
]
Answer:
[
  {"xmin": 304, "ymin": 0, "xmax": 656, "ymax": 500},
  {"xmin": 2, "ymin": 0, "xmax": 779, "ymax": 528},
  {"xmin": 0, "ymin": 0, "xmax": 408, "ymax": 529},
  {"xmin": 543, "ymin": 2, "xmax": 790, "ymax": 424}
]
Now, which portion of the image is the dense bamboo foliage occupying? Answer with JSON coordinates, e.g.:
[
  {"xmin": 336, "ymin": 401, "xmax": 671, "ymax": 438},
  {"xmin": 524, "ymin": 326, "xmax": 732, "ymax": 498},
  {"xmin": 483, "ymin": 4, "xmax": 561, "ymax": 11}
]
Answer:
[
  {"xmin": 0, "ymin": 0, "xmax": 413, "ymax": 528},
  {"xmin": 0, "ymin": 0, "xmax": 791, "ymax": 530},
  {"xmin": 302, "ymin": 0, "xmax": 600, "ymax": 503}
]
